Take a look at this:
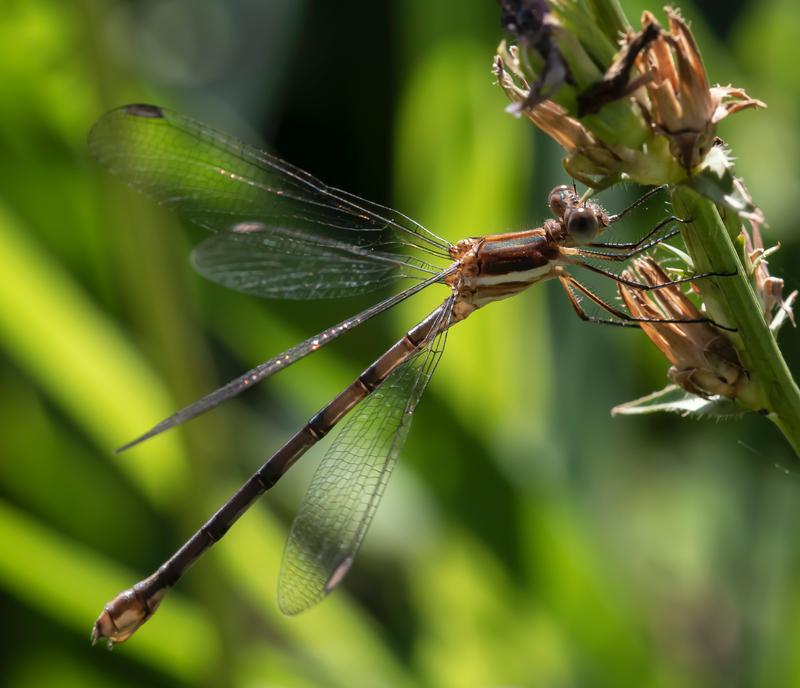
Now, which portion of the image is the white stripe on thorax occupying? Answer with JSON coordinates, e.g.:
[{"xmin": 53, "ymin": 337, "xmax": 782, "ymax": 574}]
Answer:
[{"xmin": 475, "ymin": 264, "xmax": 553, "ymax": 287}]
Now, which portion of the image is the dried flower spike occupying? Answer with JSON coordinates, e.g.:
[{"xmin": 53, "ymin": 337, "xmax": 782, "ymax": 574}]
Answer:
[
  {"xmin": 495, "ymin": 3, "xmax": 765, "ymax": 187},
  {"xmin": 496, "ymin": 2, "xmax": 799, "ymax": 450},
  {"xmin": 618, "ymin": 257, "xmax": 747, "ymax": 400}
]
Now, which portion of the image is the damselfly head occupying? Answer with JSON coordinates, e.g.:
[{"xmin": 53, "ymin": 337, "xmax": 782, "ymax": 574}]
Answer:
[{"xmin": 548, "ymin": 185, "xmax": 607, "ymax": 244}]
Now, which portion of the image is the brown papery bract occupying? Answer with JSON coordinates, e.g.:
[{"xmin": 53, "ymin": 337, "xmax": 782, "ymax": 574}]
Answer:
[{"xmin": 618, "ymin": 257, "xmax": 746, "ymax": 399}]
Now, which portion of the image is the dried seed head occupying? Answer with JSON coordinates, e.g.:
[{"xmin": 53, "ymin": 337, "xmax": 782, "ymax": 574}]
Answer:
[
  {"xmin": 741, "ymin": 221, "xmax": 797, "ymax": 330},
  {"xmin": 635, "ymin": 8, "xmax": 765, "ymax": 171},
  {"xmin": 494, "ymin": 45, "xmax": 631, "ymax": 185},
  {"xmin": 619, "ymin": 257, "xmax": 747, "ymax": 399},
  {"xmin": 494, "ymin": 4, "xmax": 765, "ymax": 186}
]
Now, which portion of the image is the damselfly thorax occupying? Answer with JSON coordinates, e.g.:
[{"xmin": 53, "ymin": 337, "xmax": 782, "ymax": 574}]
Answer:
[
  {"xmin": 447, "ymin": 184, "xmax": 611, "ymax": 317},
  {"xmin": 88, "ymin": 104, "xmax": 727, "ymax": 647}
]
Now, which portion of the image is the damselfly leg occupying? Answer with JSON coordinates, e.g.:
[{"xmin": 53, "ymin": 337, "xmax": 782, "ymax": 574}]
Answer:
[
  {"xmin": 605, "ymin": 183, "xmax": 668, "ymax": 223},
  {"xmin": 558, "ymin": 274, "xmax": 733, "ymax": 330},
  {"xmin": 574, "ymin": 261, "xmax": 737, "ymax": 293},
  {"xmin": 584, "ymin": 215, "xmax": 685, "ymax": 256}
]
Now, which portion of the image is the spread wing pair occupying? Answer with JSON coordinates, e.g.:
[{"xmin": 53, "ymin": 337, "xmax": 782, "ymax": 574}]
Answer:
[{"xmin": 89, "ymin": 104, "xmax": 457, "ymax": 611}]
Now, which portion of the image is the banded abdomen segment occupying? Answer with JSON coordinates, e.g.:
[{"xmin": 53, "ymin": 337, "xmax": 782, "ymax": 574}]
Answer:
[{"xmin": 92, "ymin": 302, "xmax": 452, "ymax": 645}]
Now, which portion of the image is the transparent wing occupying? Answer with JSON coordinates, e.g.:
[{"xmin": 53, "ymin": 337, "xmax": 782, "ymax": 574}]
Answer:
[
  {"xmin": 190, "ymin": 223, "xmax": 425, "ymax": 300},
  {"xmin": 89, "ymin": 104, "xmax": 450, "ymax": 299},
  {"xmin": 277, "ymin": 302, "xmax": 453, "ymax": 615},
  {"xmin": 115, "ymin": 268, "xmax": 456, "ymax": 452}
]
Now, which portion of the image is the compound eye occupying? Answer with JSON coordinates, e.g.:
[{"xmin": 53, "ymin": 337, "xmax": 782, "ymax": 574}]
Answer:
[
  {"xmin": 548, "ymin": 185, "xmax": 571, "ymax": 218},
  {"xmin": 565, "ymin": 207, "xmax": 599, "ymax": 243}
]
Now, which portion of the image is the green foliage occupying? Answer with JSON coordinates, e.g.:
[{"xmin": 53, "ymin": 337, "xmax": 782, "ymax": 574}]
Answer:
[{"xmin": 0, "ymin": 1, "xmax": 799, "ymax": 687}]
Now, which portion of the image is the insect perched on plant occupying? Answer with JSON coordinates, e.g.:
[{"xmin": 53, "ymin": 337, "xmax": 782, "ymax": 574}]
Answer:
[{"xmin": 89, "ymin": 104, "xmax": 729, "ymax": 647}]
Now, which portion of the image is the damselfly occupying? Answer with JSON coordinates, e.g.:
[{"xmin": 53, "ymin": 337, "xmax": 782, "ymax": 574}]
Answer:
[{"xmin": 89, "ymin": 104, "xmax": 724, "ymax": 646}]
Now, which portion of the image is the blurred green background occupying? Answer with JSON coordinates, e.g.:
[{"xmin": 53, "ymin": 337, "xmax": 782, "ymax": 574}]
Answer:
[{"xmin": 1, "ymin": 1, "xmax": 799, "ymax": 686}]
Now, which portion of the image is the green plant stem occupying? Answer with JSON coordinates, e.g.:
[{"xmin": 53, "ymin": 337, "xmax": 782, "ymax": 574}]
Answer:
[
  {"xmin": 586, "ymin": 0, "xmax": 631, "ymax": 37},
  {"xmin": 672, "ymin": 186, "xmax": 800, "ymax": 456}
]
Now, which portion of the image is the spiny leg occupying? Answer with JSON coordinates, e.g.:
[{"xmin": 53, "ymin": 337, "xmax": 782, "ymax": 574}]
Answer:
[
  {"xmin": 586, "ymin": 213, "xmax": 688, "ymax": 254},
  {"xmin": 574, "ymin": 260, "xmax": 737, "ymax": 291},
  {"xmin": 580, "ymin": 227, "xmax": 681, "ymax": 261},
  {"xmin": 557, "ymin": 274, "xmax": 728, "ymax": 329},
  {"xmin": 559, "ymin": 275, "xmax": 640, "ymax": 328},
  {"xmin": 606, "ymin": 184, "xmax": 668, "ymax": 223}
]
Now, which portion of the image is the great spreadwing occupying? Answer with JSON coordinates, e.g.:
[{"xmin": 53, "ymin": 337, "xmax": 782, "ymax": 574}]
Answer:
[{"xmin": 88, "ymin": 104, "xmax": 729, "ymax": 646}]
